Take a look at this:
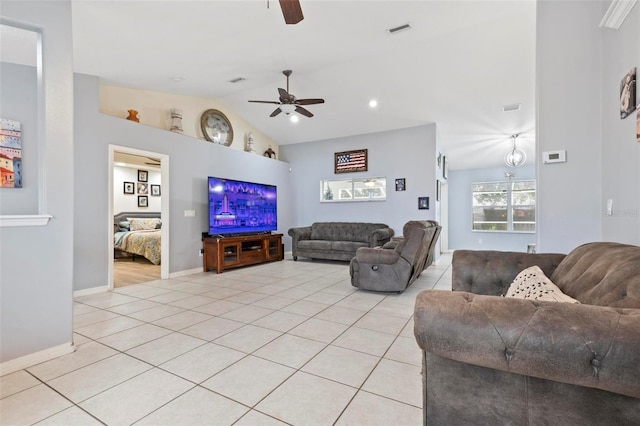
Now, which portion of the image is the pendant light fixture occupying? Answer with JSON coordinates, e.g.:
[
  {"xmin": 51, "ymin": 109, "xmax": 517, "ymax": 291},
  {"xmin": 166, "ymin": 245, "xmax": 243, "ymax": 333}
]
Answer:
[{"xmin": 505, "ymin": 134, "xmax": 526, "ymax": 167}]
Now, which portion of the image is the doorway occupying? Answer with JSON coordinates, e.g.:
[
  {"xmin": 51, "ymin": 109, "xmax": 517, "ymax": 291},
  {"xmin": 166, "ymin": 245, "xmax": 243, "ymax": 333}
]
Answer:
[{"xmin": 108, "ymin": 145, "xmax": 169, "ymax": 290}]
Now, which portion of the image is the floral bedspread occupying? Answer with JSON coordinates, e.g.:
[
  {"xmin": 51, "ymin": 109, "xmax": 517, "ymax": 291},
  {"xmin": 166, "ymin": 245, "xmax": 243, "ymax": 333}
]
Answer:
[{"xmin": 116, "ymin": 229, "xmax": 161, "ymax": 265}]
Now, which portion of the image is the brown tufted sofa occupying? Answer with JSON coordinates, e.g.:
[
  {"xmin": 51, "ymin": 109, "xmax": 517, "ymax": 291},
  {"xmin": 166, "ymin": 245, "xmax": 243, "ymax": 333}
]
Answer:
[
  {"xmin": 288, "ymin": 222, "xmax": 394, "ymax": 262},
  {"xmin": 413, "ymin": 242, "xmax": 640, "ymax": 425}
]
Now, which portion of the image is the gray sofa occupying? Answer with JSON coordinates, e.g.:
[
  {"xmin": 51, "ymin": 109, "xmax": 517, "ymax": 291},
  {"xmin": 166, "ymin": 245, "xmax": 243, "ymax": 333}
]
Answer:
[
  {"xmin": 288, "ymin": 222, "xmax": 394, "ymax": 261},
  {"xmin": 413, "ymin": 242, "xmax": 640, "ymax": 425},
  {"xmin": 350, "ymin": 220, "xmax": 440, "ymax": 293}
]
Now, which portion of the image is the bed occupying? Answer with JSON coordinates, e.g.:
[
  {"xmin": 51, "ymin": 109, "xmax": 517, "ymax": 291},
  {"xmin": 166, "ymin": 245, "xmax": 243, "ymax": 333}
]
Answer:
[{"xmin": 113, "ymin": 211, "xmax": 162, "ymax": 265}]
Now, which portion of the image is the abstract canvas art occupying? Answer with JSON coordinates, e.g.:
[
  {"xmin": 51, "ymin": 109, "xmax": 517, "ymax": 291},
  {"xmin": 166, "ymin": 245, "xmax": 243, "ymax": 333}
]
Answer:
[{"xmin": 0, "ymin": 118, "xmax": 22, "ymax": 188}]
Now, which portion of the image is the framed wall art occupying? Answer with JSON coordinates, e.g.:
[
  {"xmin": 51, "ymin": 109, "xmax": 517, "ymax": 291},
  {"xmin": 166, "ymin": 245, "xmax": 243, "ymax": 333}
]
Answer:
[
  {"xmin": 0, "ymin": 118, "xmax": 22, "ymax": 188},
  {"xmin": 123, "ymin": 181, "xmax": 134, "ymax": 194},
  {"xmin": 418, "ymin": 196, "xmax": 429, "ymax": 210},
  {"xmin": 137, "ymin": 169, "xmax": 148, "ymax": 182},
  {"xmin": 151, "ymin": 184, "xmax": 161, "ymax": 196},
  {"xmin": 137, "ymin": 182, "xmax": 148, "ymax": 194},
  {"xmin": 335, "ymin": 149, "xmax": 368, "ymax": 174},
  {"xmin": 395, "ymin": 178, "xmax": 406, "ymax": 191},
  {"xmin": 138, "ymin": 195, "xmax": 148, "ymax": 208},
  {"xmin": 620, "ymin": 67, "xmax": 636, "ymax": 119}
]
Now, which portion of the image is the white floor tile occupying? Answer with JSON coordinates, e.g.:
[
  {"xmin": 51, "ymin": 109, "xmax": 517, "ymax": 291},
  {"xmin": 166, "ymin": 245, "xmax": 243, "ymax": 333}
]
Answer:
[
  {"xmin": 213, "ymin": 324, "xmax": 282, "ymax": 353},
  {"xmin": 353, "ymin": 312, "xmax": 409, "ymax": 335},
  {"xmin": 253, "ymin": 334, "xmax": 326, "ymax": 369},
  {"xmin": 0, "ymin": 384, "xmax": 72, "ymax": 425},
  {"xmin": 384, "ymin": 336, "xmax": 422, "ymax": 367},
  {"xmin": 0, "ymin": 370, "xmax": 41, "ymax": 399},
  {"xmin": 179, "ymin": 317, "xmax": 245, "ymax": 341},
  {"xmin": 73, "ymin": 310, "xmax": 121, "ymax": 329},
  {"xmin": 159, "ymin": 343, "xmax": 245, "ymax": 383},
  {"xmin": 362, "ymin": 358, "xmax": 422, "ymax": 407},
  {"xmin": 314, "ymin": 305, "xmax": 366, "ymax": 325},
  {"xmin": 74, "ymin": 316, "xmax": 144, "ymax": 339},
  {"xmin": 251, "ymin": 311, "xmax": 308, "ymax": 332},
  {"xmin": 135, "ymin": 386, "xmax": 248, "ymax": 426},
  {"xmin": 233, "ymin": 410, "xmax": 289, "ymax": 426},
  {"xmin": 34, "ymin": 406, "xmax": 103, "ymax": 425},
  {"xmin": 288, "ymin": 318, "xmax": 349, "ymax": 344},
  {"xmin": 335, "ymin": 390, "xmax": 422, "ymax": 426},
  {"xmin": 126, "ymin": 332, "xmax": 206, "ymax": 365},
  {"xmin": 27, "ymin": 341, "xmax": 118, "ymax": 382},
  {"xmin": 79, "ymin": 368, "xmax": 193, "ymax": 425},
  {"xmin": 333, "ymin": 327, "xmax": 396, "ymax": 357},
  {"xmin": 255, "ymin": 371, "xmax": 357, "ymax": 426},
  {"xmin": 97, "ymin": 323, "xmax": 172, "ymax": 351},
  {"xmin": 220, "ymin": 305, "xmax": 275, "ymax": 323},
  {"xmin": 201, "ymin": 355, "xmax": 295, "ymax": 407},
  {"xmin": 302, "ymin": 345, "xmax": 380, "ymax": 388},
  {"xmin": 126, "ymin": 304, "xmax": 185, "ymax": 322},
  {"xmin": 280, "ymin": 300, "xmax": 330, "ymax": 317},
  {"xmin": 151, "ymin": 310, "xmax": 213, "ymax": 331},
  {"xmin": 106, "ymin": 299, "xmax": 162, "ymax": 315}
]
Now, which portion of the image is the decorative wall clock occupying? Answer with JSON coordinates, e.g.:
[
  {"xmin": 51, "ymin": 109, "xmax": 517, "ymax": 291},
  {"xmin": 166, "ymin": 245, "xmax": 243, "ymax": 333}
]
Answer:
[{"xmin": 200, "ymin": 109, "xmax": 233, "ymax": 146}]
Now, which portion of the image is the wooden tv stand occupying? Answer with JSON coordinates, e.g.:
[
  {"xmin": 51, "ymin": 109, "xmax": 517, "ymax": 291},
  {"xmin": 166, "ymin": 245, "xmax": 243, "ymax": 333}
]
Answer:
[{"xmin": 202, "ymin": 233, "xmax": 283, "ymax": 273}]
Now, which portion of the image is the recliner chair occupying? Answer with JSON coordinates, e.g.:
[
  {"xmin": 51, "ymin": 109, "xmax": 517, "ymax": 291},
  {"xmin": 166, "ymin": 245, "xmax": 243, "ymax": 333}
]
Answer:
[{"xmin": 349, "ymin": 220, "xmax": 440, "ymax": 293}]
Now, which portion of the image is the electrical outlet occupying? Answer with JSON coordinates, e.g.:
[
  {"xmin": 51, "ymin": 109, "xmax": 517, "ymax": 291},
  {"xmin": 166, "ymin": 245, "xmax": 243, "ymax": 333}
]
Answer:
[{"xmin": 199, "ymin": 249, "xmax": 203, "ymax": 257}]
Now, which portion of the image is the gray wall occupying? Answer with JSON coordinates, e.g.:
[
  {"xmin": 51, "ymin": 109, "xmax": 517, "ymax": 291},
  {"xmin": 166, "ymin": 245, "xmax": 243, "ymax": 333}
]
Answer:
[
  {"xmin": 0, "ymin": 63, "xmax": 38, "ymax": 213},
  {"xmin": 0, "ymin": 1, "xmax": 74, "ymax": 362},
  {"xmin": 601, "ymin": 2, "xmax": 640, "ymax": 243},
  {"xmin": 279, "ymin": 125, "xmax": 438, "ymax": 237},
  {"xmin": 536, "ymin": 0, "xmax": 640, "ymax": 253},
  {"xmin": 73, "ymin": 74, "xmax": 292, "ymax": 291},
  {"xmin": 448, "ymin": 164, "xmax": 536, "ymax": 252}
]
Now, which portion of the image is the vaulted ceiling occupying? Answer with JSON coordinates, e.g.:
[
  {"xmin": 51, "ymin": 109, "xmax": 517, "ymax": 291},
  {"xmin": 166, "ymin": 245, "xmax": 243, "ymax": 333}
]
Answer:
[{"xmin": 3, "ymin": 1, "xmax": 538, "ymax": 170}]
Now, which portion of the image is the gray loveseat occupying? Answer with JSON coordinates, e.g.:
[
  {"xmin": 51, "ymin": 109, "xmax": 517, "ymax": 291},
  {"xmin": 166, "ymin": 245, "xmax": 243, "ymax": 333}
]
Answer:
[
  {"xmin": 413, "ymin": 242, "xmax": 640, "ymax": 425},
  {"xmin": 288, "ymin": 222, "xmax": 394, "ymax": 261}
]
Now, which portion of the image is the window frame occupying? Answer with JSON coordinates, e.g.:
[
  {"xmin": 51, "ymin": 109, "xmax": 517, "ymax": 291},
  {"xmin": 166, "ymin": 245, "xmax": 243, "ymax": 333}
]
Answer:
[
  {"xmin": 320, "ymin": 177, "xmax": 387, "ymax": 203},
  {"xmin": 471, "ymin": 179, "xmax": 535, "ymax": 233}
]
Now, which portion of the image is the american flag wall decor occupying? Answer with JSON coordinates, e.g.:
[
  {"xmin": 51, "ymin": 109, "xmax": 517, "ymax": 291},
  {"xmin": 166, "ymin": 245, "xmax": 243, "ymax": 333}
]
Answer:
[{"xmin": 334, "ymin": 149, "xmax": 368, "ymax": 174}]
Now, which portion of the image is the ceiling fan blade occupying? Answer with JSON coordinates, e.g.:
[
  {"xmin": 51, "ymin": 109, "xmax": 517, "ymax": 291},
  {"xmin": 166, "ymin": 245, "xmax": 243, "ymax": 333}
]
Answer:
[
  {"xmin": 270, "ymin": 108, "xmax": 283, "ymax": 117},
  {"xmin": 295, "ymin": 106, "xmax": 313, "ymax": 117},
  {"xmin": 296, "ymin": 98, "xmax": 325, "ymax": 105},
  {"xmin": 249, "ymin": 100, "xmax": 281, "ymax": 104},
  {"xmin": 279, "ymin": 0, "xmax": 304, "ymax": 25},
  {"xmin": 278, "ymin": 88, "xmax": 289, "ymax": 100}
]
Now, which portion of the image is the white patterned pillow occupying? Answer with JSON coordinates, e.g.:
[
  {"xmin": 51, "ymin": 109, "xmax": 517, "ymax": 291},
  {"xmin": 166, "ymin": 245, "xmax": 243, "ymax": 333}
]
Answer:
[
  {"xmin": 506, "ymin": 266, "xmax": 580, "ymax": 304},
  {"xmin": 128, "ymin": 218, "xmax": 161, "ymax": 231}
]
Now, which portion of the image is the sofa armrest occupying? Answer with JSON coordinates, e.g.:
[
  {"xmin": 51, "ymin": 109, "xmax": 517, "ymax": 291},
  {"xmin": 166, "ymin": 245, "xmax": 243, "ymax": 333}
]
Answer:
[
  {"xmin": 288, "ymin": 226, "xmax": 312, "ymax": 256},
  {"xmin": 452, "ymin": 250, "xmax": 566, "ymax": 295},
  {"xmin": 414, "ymin": 290, "xmax": 640, "ymax": 399},
  {"xmin": 370, "ymin": 227, "xmax": 394, "ymax": 247}
]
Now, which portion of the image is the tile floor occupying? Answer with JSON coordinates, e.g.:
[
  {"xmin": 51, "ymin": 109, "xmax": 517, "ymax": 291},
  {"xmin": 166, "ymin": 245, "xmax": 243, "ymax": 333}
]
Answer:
[{"xmin": 0, "ymin": 253, "xmax": 452, "ymax": 426}]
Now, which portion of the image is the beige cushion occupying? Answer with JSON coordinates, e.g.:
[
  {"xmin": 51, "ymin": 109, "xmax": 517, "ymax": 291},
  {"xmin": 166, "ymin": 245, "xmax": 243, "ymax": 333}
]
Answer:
[
  {"xmin": 128, "ymin": 218, "xmax": 161, "ymax": 231},
  {"xmin": 506, "ymin": 265, "xmax": 580, "ymax": 304}
]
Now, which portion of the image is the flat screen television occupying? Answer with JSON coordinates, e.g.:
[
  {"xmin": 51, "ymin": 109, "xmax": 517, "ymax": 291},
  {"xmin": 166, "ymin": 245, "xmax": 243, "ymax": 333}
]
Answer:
[{"xmin": 208, "ymin": 176, "xmax": 277, "ymax": 236}]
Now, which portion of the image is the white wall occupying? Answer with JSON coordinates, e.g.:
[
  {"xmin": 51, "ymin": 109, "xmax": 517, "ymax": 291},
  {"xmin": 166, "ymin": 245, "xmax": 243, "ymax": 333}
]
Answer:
[
  {"xmin": 279, "ymin": 125, "xmax": 439, "ymax": 239},
  {"xmin": 448, "ymin": 165, "xmax": 536, "ymax": 252},
  {"xmin": 0, "ymin": 1, "xmax": 75, "ymax": 365},
  {"xmin": 536, "ymin": 0, "xmax": 604, "ymax": 253},
  {"xmin": 113, "ymin": 166, "xmax": 161, "ymax": 213}
]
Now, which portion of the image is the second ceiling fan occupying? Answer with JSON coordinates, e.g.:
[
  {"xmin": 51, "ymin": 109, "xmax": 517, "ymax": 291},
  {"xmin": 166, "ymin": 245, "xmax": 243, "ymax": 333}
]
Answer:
[{"xmin": 249, "ymin": 70, "xmax": 325, "ymax": 118}]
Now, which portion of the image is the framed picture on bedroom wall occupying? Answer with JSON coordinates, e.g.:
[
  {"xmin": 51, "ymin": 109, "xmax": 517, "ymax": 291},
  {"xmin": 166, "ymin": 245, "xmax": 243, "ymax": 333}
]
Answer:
[
  {"xmin": 138, "ymin": 169, "xmax": 148, "ymax": 182},
  {"xmin": 138, "ymin": 195, "xmax": 148, "ymax": 208},
  {"xmin": 137, "ymin": 182, "xmax": 148, "ymax": 194},
  {"xmin": 150, "ymin": 184, "xmax": 161, "ymax": 196},
  {"xmin": 123, "ymin": 181, "xmax": 134, "ymax": 194}
]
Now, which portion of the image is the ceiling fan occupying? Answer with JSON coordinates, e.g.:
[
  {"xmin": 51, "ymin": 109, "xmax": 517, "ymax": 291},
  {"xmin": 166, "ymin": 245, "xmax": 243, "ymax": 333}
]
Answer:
[
  {"xmin": 249, "ymin": 70, "xmax": 325, "ymax": 118},
  {"xmin": 277, "ymin": 0, "xmax": 304, "ymax": 25}
]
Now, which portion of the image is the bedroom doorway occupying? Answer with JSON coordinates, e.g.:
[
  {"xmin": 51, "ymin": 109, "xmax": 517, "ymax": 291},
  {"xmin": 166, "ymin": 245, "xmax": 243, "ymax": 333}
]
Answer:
[{"xmin": 109, "ymin": 145, "xmax": 169, "ymax": 290}]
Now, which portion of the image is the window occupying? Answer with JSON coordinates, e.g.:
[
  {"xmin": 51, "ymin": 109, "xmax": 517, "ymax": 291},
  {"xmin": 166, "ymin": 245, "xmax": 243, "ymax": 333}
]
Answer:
[
  {"xmin": 321, "ymin": 177, "xmax": 386, "ymax": 202},
  {"xmin": 472, "ymin": 180, "xmax": 535, "ymax": 232}
]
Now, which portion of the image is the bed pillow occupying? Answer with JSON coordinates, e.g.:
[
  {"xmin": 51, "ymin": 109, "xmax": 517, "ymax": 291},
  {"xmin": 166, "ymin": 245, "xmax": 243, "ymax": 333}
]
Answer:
[
  {"xmin": 118, "ymin": 220, "xmax": 130, "ymax": 231},
  {"xmin": 505, "ymin": 265, "xmax": 580, "ymax": 304},
  {"xmin": 128, "ymin": 218, "xmax": 161, "ymax": 231}
]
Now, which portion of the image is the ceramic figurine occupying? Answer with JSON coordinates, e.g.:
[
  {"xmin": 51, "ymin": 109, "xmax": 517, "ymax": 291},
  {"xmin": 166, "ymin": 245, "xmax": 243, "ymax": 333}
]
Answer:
[
  {"xmin": 126, "ymin": 109, "xmax": 139, "ymax": 122},
  {"xmin": 170, "ymin": 108, "xmax": 183, "ymax": 133},
  {"xmin": 246, "ymin": 132, "xmax": 256, "ymax": 153}
]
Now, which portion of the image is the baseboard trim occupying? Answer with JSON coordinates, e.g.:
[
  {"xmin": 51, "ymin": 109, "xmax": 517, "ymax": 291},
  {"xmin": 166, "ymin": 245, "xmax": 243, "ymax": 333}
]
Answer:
[
  {"xmin": 169, "ymin": 267, "xmax": 202, "ymax": 278},
  {"xmin": 74, "ymin": 285, "xmax": 109, "ymax": 297},
  {"xmin": 0, "ymin": 342, "xmax": 75, "ymax": 377}
]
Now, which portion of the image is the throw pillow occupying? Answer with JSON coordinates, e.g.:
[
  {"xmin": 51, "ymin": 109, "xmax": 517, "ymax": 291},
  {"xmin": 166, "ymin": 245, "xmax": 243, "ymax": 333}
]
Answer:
[
  {"xmin": 506, "ymin": 265, "xmax": 580, "ymax": 304},
  {"xmin": 128, "ymin": 218, "xmax": 161, "ymax": 231}
]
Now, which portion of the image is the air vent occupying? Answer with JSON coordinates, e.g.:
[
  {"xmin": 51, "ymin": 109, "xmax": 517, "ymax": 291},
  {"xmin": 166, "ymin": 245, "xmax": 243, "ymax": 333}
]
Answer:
[
  {"xmin": 502, "ymin": 103, "xmax": 522, "ymax": 113},
  {"xmin": 387, "ymin": 23, "xmax": 412, "ymax": 35},
  {"xmin": 228, "ymin": 77, "xmax": 246, "ymax": 83}
]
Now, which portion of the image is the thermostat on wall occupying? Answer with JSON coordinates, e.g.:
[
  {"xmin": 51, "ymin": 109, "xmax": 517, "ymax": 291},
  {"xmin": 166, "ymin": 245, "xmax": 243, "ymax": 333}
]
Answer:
[{"xmin": 543, "ymin": 150, "xmax": 566, "ymax": 164}]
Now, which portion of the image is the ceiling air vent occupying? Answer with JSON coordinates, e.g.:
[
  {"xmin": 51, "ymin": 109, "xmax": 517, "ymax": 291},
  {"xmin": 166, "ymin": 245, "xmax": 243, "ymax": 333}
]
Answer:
[
  {"xmin": 502, "ymin": 103, "xmax": 522, "ymax": 113},
  {"xmin": 387, "ymin": 23, "xmax": 412, "ymax": 35},
  {"xmin": 228, "ymin": 77, "xmax": 246, "ymax": 83}
]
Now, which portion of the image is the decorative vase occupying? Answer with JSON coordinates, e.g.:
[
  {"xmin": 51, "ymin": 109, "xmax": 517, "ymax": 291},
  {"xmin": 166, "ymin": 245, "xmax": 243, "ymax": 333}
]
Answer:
[
  {"xmin": 245, "ymin": 132, "xmax": 256, "ymax": 153},
  {"xmin": 169, "ymin": 108, "xmax": 183, "ymax": 133},
  {"xmin": 126, "ymin": 109, "xmax": 139, "ymax": 122}
]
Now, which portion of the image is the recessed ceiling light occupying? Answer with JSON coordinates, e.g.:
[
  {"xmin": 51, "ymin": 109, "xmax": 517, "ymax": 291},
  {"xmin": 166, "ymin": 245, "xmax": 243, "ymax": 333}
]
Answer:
[
  {"xmin": 290, "ymin": 115, "xmax": 299, "ymax": 123},
  {"xmin": 171, "ymin": 77, "xmax": 184, "ymax": 83},
  {"xmin": 369, "ymin": 99, "xmax": 378, "ymax": 108}
]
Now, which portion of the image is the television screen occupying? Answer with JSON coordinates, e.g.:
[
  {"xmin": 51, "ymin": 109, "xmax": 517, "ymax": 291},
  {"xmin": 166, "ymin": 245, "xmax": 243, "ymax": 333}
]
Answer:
[{"xmin": 208, "ymin": 176, "xmax": 277, "ymax": 236}]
